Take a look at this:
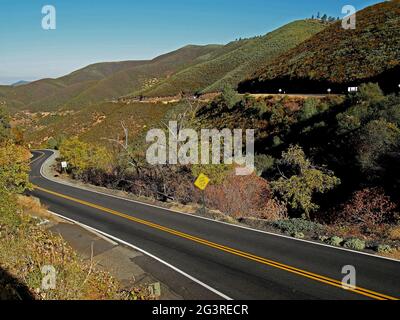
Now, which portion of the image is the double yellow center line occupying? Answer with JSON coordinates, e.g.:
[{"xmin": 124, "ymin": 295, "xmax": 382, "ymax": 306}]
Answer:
[
  {"xmin": 29, "ymin": 151, "xmax": 46, "ymax": 165},
  {"xmin": 33, "ymin": 184, "xmax": 398, "ymax": 300}
]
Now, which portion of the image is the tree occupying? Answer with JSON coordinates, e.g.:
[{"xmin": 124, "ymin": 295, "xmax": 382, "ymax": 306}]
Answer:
[
  {"xmin": 0, "ymin": 142, "xmax": 31, "ymax": 194},
  {"xmin": 356, "ymin": 83, "xmax": 385, "ymax": 105},
  {"xmin": 59, "ymin": 137, "xmax": 112, "ymax": 174},
  {"xmin": 0, "ymin": 141, "xmax": 32, "ymax": 226},
  {"xmin": 0, "ymin": 106, "xmax": 11, "ymax": 144},
  {"xmin": 356, "ymin": 119, "xmax": 400, "ymax": 172},
  {"xmin": 191, "ymin": 163, "xmax": 232, "ymax": 185},
  {"xmin": 299, "ymin": 98, "xmax": 319, "ymax": 121},
  {"xmin": 220, "ymin": 85, "xmax": 240, "ymax": 110},
  {"xmin": 271, "ymin": 145, "xmax": 340, "ymax": 219},
  {"xmin": 47, "ymin": 134, "xmax": 65, "ymax": 150},
  {"xmin": 254, "ymin": 154, "xmax": 275, "ymax": 176}
]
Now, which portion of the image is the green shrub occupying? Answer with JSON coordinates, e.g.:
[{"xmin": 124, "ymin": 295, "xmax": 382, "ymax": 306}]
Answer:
[
  {"xmin": 271, "ymin": 218, "xmax": 324, "ymax": 236},
  {"xmin": 254, "ymin": 154, "xmax": 275, "ymax": 176},
  {"xmin": 376, "ymin": 245, "xmax": 393, "ymax": 254},
  {"xmin": 299, "ymin": 98, "xmax": 319, "ymax": 121},
  {"xmin": 273, "ymin": 136, "xmax": 283, "ymax": 147},
  {"xmin": 293, "ymin": 232, "xmax": 305, "ymax": 239},
  {"xmin": 271, "ymin": 145, "xmax": 340, "ymax": 219},
  {"xmin": 318, "ymin": 236, "xmax": 329, "ymax": 242},
  {"xmin": 326, "ymin": 236, "xmax": 343, "ymax": 247},
  {"xmin": 343, "ymin": 238, "xmax": 366, "ymax": 251}
]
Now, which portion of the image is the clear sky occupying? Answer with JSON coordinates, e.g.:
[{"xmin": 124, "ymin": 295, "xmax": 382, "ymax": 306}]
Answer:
[{"xmin": 0, "ymin": 0, "xmax": 381, "ymax": 84}]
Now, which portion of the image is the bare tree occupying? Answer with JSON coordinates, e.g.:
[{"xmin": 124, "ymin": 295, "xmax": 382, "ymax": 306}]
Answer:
[{"xmin": 102, "ymin": 121, "xmax": 141, "ymax": 174}]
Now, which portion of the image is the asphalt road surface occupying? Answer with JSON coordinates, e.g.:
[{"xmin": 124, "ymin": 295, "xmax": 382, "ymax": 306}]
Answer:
[{"xmin": 29, "ymin": 150, "xmax": 400, "ymax": 300}]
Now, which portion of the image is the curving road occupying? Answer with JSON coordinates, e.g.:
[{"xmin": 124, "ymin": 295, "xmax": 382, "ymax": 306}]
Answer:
[{"xmin": 30, "ymin": 150, "xmax": 400, "ymax": 300}]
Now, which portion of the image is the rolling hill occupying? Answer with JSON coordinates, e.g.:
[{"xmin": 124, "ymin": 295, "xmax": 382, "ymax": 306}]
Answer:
[
  {"xmin": 239, "ymin": 1, "xmax": 400, "ymax": 94},
  {"xmin": 135, "ymin": 20, "xmax": 328, "ymax": 98},
  {"xmin": 2, "ymin": 45, "xmax": 221, "ymax": 112}
]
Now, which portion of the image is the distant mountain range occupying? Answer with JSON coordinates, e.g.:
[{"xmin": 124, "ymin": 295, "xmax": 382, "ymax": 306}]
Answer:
[
  {"xmin": 11, "ymin": 80, "xmax": 30, "ymax": 87},
  {"xmin": 0, "ymin": 19, "xmax": 328, "ymax": 112}
]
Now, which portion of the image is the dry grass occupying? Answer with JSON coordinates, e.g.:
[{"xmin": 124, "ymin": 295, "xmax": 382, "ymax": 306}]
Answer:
[
  {"xmin": 379, "ymin": 249, "xmax": 400, "ymax": 260},
  {"xmin": 17, "ymin": 195, "xmax": 54, "ymax": 221},
  {"xmin": 389, "ymin": 226, "xmax": 400, "ymax": 241},
  {"xmin": 1, "ymin": 196, "xmax": 152, "ymax": 300}
]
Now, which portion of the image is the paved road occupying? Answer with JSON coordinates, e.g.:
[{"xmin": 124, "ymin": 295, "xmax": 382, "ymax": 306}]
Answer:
[{"xmin": 30, "ymin": 150, "xmax": 400, "ymax": 300}]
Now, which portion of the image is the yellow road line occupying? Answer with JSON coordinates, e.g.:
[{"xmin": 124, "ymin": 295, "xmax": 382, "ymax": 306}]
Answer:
[
  {"xmin": 33, "ymin": 184, "xmax": 399, "ymax": 300},
  {"xmin": 29, "ymin": 151, "xmax": 45, "ymax": 165}
]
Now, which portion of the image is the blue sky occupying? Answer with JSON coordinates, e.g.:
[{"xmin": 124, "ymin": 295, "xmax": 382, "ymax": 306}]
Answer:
[{"xmin": 0, "ymin": 0, "xmax": 381, "ymax": 84}]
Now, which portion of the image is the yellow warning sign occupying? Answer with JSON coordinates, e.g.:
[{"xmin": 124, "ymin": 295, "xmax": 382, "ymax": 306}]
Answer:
[{"xmin": 194, "ymin": 173, "xmax": 210, "ymax": 191}]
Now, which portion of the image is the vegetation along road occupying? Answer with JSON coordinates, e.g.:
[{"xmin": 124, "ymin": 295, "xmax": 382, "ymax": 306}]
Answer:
[{"xmin": 30, "ymin": 150, "xmax": 400, "ymax": 300}]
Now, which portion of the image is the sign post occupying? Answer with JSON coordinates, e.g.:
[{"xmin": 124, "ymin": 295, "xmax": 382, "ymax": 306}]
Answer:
[
  {"xmin": 194, "ymin": 173, "xmax": 210, "ymax": 216},
  {"xmin": 61, "ymin": 161, "xmax": 68, "ymax": 173}
]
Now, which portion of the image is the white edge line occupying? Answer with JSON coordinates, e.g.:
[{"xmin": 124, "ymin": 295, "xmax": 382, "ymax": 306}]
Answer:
[
  {"xmin": 34, "ymin": 150, "xmax": 400, "ymax": 264},
  {"xmin": 46, "ymin": 209, "xmax": 232, "ymax": 301}
]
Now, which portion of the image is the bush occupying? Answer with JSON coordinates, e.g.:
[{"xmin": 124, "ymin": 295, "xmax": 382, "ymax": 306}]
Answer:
[
  {"xmin": 271, "ymin": 145, "xmax": 340, "ymax": 219},
  {"xmin": 59, "ymin": 137, "xmax": 112, "ymax": 175},
  {"xmin": 356, "ymin": 119, "xmax": 400, "ymax": 172},
  {"xmin": 299, "ymin": 98, "xmax": 319, "ymax": 121},
  {"xmin": 326, "ymin": 236, "xmax": 343, "ymax": 247},
  {"xmin": 343, "ymin": 238, "xmax": 366, "ymax": 251},
  {"xmin": 205, "ymin": 173, "xmax": 285, "ymax": 220},
  {"xmin": 376, "ymin": 245, "xmax": 393, "ymax": 254},
  {"xmin": 338, "ymin": 188, "xmax": 398, "ymax": 226},
  {"xmin": 389, "ymin": 226, "xmax": 400, "ymax": 241},
  {"xmin": 254, "ymin": 154, "xmax": 275, "ymax": 176},
  {"xmin": 293, "ymin": 232, "xmax": 305, "ymax": 239},
  {"xmin": 271, "ymin": 218, "xmax": 324, "ymax": 236}
]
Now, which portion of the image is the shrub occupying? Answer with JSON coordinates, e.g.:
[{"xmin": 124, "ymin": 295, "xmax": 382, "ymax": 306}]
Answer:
[
  {"xmin": 293, "ymin": 232, "xmax": 305, "ymax": 239},
  {"xmin": 254, "ymin": 154, "xmax": 275, "ymax": 176},
  {"xmin": 0, "ymin": 106, "xmax": 11, "ymax": 143},
  {"xmin": 338, "ymin": 188, "xmax": 398, "ymax": 226},
  {"xmin": 356, "ymin": 83, "xmax": 385, "ymax": 105},
  {"xmin": 376, "ymin": 245, "xmax": 393, "ymax": 254},
  {"xmin": 205, "ymin": 173, "xmax": 284, "ymax": 220},
  {"xmin": 271, "ymin": 218, "xmax": 324, "ymax": 236},
  {"xmin": 356, "ymin": 119, "xmax": 400, "ymax": 172},
  {"xmin": 220, "ymin": 85, "xmax": 240, "ymax": 110},
  {"xmin": 389, "ymin": 226, "xmax": 400, "ymax": 241},
  {"xmin": 343, "ymin": 238, "xmax": 366, "ymax": 251},
  {"xmin": 318, "ymin": 236, "xmax": 329, "ymax": 242},
  {"xmin": 191, "ymin": 163, "xmax": 232, "ymax": 185},
  {"xmin": 299, "ymin": 98, "xmax": 319, "ymax": 121},
  {"xmin": 271, "ymin": 145, "xmax": 340, "ymax": 219},
  {"xmin": 272, "ymin": 136, "xmax": 283, "ymax": 147},
  {"xmin": 326, "ymin": 236, "xmax": 343, "ymax": 247},
  {"xmin": 59, "ymin": 137, "xmax": 112, "ymax": 174}
]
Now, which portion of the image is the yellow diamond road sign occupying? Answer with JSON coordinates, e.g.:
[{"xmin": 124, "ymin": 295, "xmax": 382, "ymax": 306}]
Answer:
[{"xmin": 194, "ymin": 173, "xmax": 210, "ymax": 191}]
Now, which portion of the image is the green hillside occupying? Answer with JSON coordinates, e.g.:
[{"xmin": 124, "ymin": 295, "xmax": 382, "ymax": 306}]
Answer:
[
  {"xmin": 3, "ymin": 45, "xmax": 221, "ymax": 112},
  {"xmin": 63, "ymin": 45, "xmax": 222, "ymax": 108},
  {"xmin": 136, "ymin": 20, "xmax": 327, "ymax": 97},
  {"xmin": 240, "ymin": 1, "xmax": 400, "ymax": 92}
]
